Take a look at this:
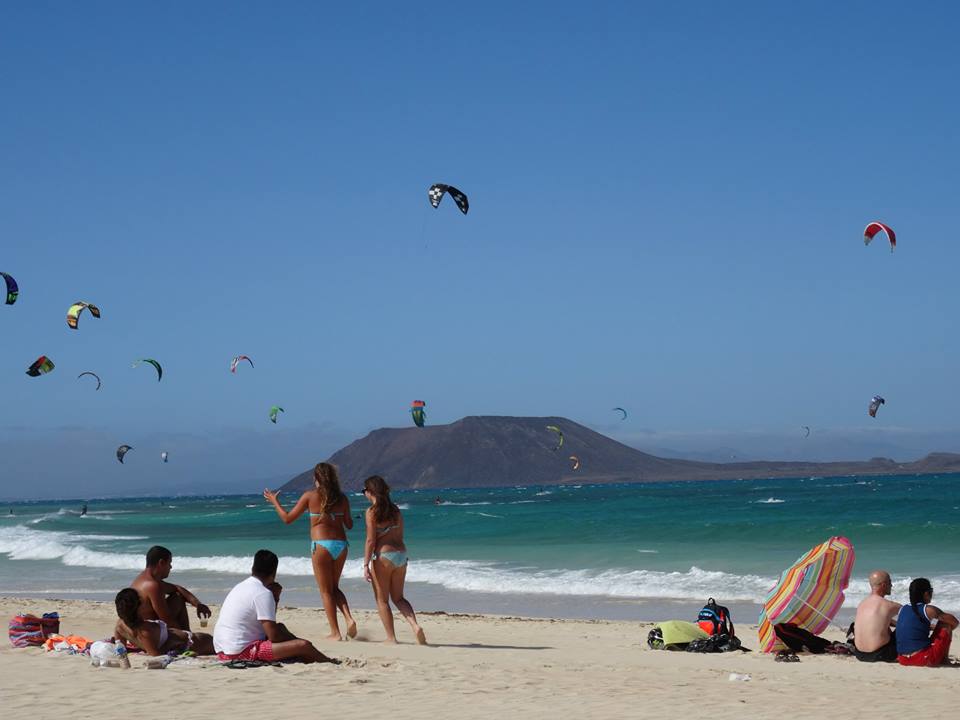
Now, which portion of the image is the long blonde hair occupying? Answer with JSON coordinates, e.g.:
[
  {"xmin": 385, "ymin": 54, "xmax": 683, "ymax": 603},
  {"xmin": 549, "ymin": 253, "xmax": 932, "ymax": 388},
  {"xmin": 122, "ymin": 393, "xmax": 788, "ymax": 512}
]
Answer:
[{"xmin": 313, "ymin": 462, "xmax": 343, "ymax": 512}]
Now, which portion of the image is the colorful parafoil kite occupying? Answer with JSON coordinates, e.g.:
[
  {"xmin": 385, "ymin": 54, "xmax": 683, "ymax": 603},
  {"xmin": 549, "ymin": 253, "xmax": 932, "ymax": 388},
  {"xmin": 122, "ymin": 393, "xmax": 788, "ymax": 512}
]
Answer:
[
  {"xmin": 116, "ymin": 445, "xmax": 133, "ymax": 463},
  {"xmin": 132, "ymin": 359, "xmax": 162, "ymax": 382},
  {"xmin": 868, "ymin": 396, "xmax": 885, "ymax": 418},
  {"xmin": 269, "ymin": 405, "xmax": 284, "ymax": 424},
  {"xmin": 161, "ymin": 451, "xmax": 168, "ymax": 463},
  {"xmin": 230, "ymin": 355, "xmax": 254, "ymax": 374},
  {"xmin": 77, "ymin": 371, "xmax": 101, "ymax": 390},
  {"xmin": 613, "ymin": 407, "xmax": 627, "ymax": 421},
  {"xmin": 569, "ymin": 455, "xmax": 580, "ymax": 470},
  {"xmin": 546, "ymin": 425, "xmax": 564, "ymax": 451},
  {"xmin": 410, "ymin": 400, "xmax": 426, "ymax": 428},
  {"xmin": 802, "ymin": 425, "xmax": 811, "ymax": 438},
  {"xmin": 864, "ymin": 222, "xmax": 896, "ymax": 252},
  {"xmin": 1, "ymin": 272, "xmax": 18, "ymax": 305},
  {"xmin": 66, "ymin": 302, "xmax": 101, "ymax": 330},
  {"xmin": 428, "ymin": 184, "xmax": 469, "ymax": 214},
  {"xmin": 26, "ymin": 355, "xmax": 54, "ymax": 377}
]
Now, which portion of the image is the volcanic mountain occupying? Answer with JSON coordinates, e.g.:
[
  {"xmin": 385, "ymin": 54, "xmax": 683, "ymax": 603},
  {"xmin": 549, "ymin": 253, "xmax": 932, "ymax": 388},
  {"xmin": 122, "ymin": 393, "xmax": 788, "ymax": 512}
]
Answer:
[{"xmin": 279, "ymin": 416, "xmax": 960, "ymax": 492}]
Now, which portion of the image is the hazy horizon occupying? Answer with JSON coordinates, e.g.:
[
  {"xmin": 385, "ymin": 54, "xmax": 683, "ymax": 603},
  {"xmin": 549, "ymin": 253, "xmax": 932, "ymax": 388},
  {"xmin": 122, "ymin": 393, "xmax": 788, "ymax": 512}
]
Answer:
[{"xmin": 3, "ymin": 416, "xmax": 959, "ymax": 501}]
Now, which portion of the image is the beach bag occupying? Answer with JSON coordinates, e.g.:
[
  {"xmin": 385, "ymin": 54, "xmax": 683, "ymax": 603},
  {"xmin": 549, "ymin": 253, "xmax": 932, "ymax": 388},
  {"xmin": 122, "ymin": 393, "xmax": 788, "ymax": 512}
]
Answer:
[
  {"xmin": 9, "ymin": 613, "xmax": 60, "ymax": 647},
  {"xmin": 773, "ymin": 623, "xmax": 831, "ymax": 654},
  {"xmin": 686, "ymin": 634, "xmax": 746, "ymax": 653},
  {"xmin": 697, "ymin": 598, "xmax": 733, "ymax": 636}
]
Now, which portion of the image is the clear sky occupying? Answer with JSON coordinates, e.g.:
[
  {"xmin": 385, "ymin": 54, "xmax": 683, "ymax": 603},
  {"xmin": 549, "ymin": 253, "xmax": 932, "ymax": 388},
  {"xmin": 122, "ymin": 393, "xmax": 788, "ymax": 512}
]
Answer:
[{"xmin": 2, "ymin": 2, "xmax": 959, "ymax": 498}]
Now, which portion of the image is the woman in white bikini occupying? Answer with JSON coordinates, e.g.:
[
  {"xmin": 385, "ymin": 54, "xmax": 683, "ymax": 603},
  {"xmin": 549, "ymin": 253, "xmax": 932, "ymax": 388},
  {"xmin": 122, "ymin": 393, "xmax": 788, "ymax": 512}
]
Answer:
[
  {"xmin": 264, "ymin": 462, "xmax": 357, "ymax": 641},
  {"xmin": 362, "ymin": 475, "xmax": 426, "ymax": 644},
  {"xmin": 114, "ymin": 588, "xmax": 214, "ymax": 655}
]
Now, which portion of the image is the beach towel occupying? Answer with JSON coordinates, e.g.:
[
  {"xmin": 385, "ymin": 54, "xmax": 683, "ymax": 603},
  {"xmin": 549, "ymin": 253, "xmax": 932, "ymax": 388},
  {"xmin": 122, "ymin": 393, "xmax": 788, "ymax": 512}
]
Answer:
[
  {"xmin": 648, "ymin": 621, "xmax": 709, "ymax": 650},
  {"xmin": 43, "ymin": 634, "xmax": 94, "ymax": 654},
  {"xmin": 8, "ymin": 613, "xmax": 60, "ymax": 648}
]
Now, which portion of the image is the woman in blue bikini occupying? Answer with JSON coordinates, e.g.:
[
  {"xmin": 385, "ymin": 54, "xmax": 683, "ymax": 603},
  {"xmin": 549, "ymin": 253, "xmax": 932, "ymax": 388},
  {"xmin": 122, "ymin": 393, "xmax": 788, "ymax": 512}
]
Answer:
[
  {"xmin": 264, "ymin": 462, "xmax": 357, "ymax": 641},
  {"xmin": 362, "ymin": 475, "xmax": 426, "ymax": 644}
]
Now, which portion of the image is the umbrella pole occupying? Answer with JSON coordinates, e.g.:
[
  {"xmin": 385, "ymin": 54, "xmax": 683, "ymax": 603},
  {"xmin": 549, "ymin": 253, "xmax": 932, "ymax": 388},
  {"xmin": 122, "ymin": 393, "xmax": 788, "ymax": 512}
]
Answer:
[{"xmin": 794, "ymin": 595, "xmax": 847, "ymax": 632}]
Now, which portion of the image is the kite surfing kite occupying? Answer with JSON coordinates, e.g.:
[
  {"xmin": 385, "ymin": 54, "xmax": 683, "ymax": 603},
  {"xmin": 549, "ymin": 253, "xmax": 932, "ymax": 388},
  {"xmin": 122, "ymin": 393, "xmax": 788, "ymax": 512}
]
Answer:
[
  {"xmin": 26, "ymin": 356, "xmax": 54, "ymax": 377},
  {"xmin": 546, "ymin": 425, "xmax": 564, "ymax": 451},
  {"xmin": 1, "ymin": 272, "xmax": 18, "ymax": 305},
  {"xmin": 864, "ymin": 222, "xmax": 896, "ymax": 252},
  {"xmin": 269, "ymin": 405, "xmax": 284, "ymax": 424},
  {"xmin": 116, "ymin": 445, "xmax": 133, "ymax": 464},
  {"xmin": 569, "ymin": 455, "xmax": 580, "ymax": 471},
  {"xmin": 132, "ymin": 358, "xmax": 162, "ymax": 381},
  {"xmin": 613, "ymin": 407, "xmax": 627, "ymax": 421},
  {"xmin": 77, "ymin": 371, "xmax": 102, "ymax": 391},
  {"xmin": 868, "ymin": 395, "xmax": 886, "ymax": 418},
  {"xmin": 802, "ymin": 425, "xmax": 811, "ymax": 438},
  {"xmin": 230, "ymin": 355, "xmax": 254, "ymax": 373},
  {"xmin": 428, "ymin": 184, "xmax": 469, "ymax": 215},
  {"xmin": 410, "ymin": 400, "xmax": 426, "ymax": 428},
  {"xmin": 161, "ymin": 451, "xmax": 168, "ymax": 463},
  {"xmin": 66, "ymin": 302, "xmax": 101, "ymax": 330}
]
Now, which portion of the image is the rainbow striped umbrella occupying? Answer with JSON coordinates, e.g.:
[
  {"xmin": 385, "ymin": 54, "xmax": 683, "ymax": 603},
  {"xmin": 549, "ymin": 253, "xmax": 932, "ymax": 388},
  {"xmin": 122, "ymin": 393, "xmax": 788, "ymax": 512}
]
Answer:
[{"xmin": 758, "ymin": 536, "xmax": 855, "ymax": 653}]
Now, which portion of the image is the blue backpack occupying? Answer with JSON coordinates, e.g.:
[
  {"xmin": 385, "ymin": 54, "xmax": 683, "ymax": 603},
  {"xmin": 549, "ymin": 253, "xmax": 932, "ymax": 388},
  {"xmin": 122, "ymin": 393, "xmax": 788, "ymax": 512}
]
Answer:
[{"xmin": 697, "ymin": 598, "xmax": 733, "ymax": 636}]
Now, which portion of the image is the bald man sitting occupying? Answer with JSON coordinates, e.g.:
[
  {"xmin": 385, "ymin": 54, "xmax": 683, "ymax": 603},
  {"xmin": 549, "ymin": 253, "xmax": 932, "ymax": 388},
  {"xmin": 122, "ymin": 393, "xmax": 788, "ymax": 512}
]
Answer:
[{"xmin": 853, "ymin": 570, "xmax": 901, "ymax": 662}]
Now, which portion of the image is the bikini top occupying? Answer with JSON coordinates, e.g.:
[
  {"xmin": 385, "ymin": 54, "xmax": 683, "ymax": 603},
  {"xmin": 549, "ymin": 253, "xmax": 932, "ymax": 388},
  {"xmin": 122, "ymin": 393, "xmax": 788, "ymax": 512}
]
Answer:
[
  {"xmin": 309, "ymin": 511, "xmax": 344, "ymax": 521},
  {"xmin": 376, "ymin": 524, "xmax": 399, "ymax": 536}
]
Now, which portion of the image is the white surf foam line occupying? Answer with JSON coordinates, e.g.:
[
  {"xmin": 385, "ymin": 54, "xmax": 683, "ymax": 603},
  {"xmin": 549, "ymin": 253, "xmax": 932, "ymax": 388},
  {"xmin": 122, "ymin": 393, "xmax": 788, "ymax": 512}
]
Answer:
[
  {"xmin": 6, "ymin": 526, "xmax": 960, "ymax": 609},
  {"xmin": 753, "ymin": 498, "xmax": 785, "ymax": 504},
  {"xmin": 438, "ymin": 501, "xmax": 492, "ymax": 506}
]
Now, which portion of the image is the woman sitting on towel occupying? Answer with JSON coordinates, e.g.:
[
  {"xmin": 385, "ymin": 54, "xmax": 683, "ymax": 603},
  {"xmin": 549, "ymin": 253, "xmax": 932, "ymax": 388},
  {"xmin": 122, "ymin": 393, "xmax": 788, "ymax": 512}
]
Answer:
[
  {"xmin": 114, "ymin": 588, "xmax": 214, "ymax": 656},
  {"xmin": 362, "ymin": 475, "xmax": 426, "ymax": 645}
]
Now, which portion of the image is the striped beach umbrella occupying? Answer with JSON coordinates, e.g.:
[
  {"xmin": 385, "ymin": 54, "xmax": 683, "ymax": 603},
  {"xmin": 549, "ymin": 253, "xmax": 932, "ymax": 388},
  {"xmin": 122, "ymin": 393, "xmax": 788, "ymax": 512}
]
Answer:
[{"xmin": 757, "ymin": 536, "xmax": 855, "ymax": 653}]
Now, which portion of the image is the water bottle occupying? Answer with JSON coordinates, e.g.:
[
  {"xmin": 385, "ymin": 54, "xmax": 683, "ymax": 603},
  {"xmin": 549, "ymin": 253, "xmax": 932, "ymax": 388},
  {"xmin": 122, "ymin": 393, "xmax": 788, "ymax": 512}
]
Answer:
[
  {"xmin": 114, "ymin": 641, "xmax": 131, "ymax": 669},
  {"xmin": 146, "ymin": 655, "xmax": 171, "ymax": 670}
]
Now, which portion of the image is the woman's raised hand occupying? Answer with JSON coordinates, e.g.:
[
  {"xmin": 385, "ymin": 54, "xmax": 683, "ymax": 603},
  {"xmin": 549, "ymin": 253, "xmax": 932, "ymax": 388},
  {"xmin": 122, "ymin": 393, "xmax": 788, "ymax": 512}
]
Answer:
[{"xmin": 263, "ymin": 489, "xmax": 279, "ymax": 504}]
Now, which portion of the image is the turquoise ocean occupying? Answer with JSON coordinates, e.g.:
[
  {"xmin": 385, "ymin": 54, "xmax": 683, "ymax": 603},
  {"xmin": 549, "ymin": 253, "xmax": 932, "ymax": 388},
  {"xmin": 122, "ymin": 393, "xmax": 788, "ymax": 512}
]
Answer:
[{"xmin": 2, "ymin": 474, "xmax": 959, "ymax": 621}]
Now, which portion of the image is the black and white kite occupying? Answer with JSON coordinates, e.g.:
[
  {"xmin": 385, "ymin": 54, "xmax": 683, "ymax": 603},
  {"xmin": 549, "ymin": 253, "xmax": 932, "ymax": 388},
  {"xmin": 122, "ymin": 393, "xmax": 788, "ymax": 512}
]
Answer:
[{"xmin": 428, "ymin": 183, "xmax": 469, "ymax": 214}]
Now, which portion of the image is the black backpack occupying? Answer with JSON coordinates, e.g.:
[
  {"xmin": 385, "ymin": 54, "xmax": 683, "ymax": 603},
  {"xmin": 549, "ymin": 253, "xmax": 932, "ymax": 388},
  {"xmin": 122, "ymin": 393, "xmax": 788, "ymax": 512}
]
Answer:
[{"xmin": 697, "ymin": 598, "xmax": 733, "ymax": 636}]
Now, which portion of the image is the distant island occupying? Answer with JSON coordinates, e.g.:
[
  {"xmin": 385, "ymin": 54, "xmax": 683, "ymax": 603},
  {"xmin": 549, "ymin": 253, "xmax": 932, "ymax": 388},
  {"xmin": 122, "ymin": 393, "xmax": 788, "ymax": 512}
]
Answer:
[{"xmin": 280, "ymin": 416, "xmax": 960, "ymax": 493}]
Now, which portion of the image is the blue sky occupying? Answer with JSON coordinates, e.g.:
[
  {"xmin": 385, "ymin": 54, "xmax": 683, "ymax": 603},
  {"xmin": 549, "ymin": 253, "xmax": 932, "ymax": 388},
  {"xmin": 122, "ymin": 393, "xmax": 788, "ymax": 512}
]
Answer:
[{"xmin": 2, "ymin": 2, "xmax": 959, "ymax": 498}]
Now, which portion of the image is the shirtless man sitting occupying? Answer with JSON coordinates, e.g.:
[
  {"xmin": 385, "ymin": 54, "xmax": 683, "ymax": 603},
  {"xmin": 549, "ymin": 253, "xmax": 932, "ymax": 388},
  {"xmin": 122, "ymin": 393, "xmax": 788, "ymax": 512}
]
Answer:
[
  {"xmin": 853, "ymin": 570, "xmax": 900, "ymax": 662},
  {"xmin": 130, "ymin": 545, "xmax": 211, "ymax": 630}
]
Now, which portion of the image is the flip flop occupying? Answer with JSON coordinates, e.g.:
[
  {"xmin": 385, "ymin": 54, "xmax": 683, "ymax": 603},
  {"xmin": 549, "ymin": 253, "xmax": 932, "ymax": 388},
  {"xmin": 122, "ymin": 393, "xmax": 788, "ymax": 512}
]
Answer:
[
  {"xmin": 775, "ymin": 650, "xmax": 800, "ymax": 663},
  {"xmin": 222, "ymin": 659, "xmax": 282, "ymax": 669}
]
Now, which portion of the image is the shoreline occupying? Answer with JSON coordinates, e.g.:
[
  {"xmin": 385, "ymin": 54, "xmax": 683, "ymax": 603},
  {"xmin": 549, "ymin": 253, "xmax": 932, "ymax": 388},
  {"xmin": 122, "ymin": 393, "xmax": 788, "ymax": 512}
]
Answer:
[
  {"xmin": 1, "ymin": 597, "xmax": 956, "ymax": 720},
  {"xmin": 0, "ymin": 580, "xmax": 856, "ymax": 625}
]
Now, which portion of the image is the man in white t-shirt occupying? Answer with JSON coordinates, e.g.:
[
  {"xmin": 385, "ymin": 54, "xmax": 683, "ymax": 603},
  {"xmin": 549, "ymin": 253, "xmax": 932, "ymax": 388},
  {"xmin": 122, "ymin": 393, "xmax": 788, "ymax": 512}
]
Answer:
[{"xmin": 213, "ymin": 549, "xmax": 336, "ymax": 664}]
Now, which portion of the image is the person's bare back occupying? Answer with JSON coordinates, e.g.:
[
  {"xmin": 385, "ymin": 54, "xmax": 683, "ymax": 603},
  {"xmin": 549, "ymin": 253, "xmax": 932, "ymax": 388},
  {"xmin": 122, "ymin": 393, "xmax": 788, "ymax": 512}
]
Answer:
[
  {"xmin": 854, "ymin": 571, "xmax": 900, "ymax": 653},
  {"xmin": 130, "ymin": 569, "xmax": 163, "ymax": 622}
]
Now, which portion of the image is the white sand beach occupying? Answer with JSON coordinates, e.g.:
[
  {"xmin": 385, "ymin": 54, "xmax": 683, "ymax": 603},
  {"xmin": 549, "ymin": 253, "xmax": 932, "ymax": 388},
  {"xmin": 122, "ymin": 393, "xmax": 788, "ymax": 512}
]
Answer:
[{"xmin": 2, "ymin": 597, "xmax": 957, "ymax": 720}]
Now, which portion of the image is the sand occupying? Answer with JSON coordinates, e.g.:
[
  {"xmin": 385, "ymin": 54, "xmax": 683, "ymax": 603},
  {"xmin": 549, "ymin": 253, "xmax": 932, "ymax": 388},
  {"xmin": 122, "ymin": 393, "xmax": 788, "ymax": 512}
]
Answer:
[{"xmin": 1, "ymin": 597, "xmax": 957, "ymax": 720}]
